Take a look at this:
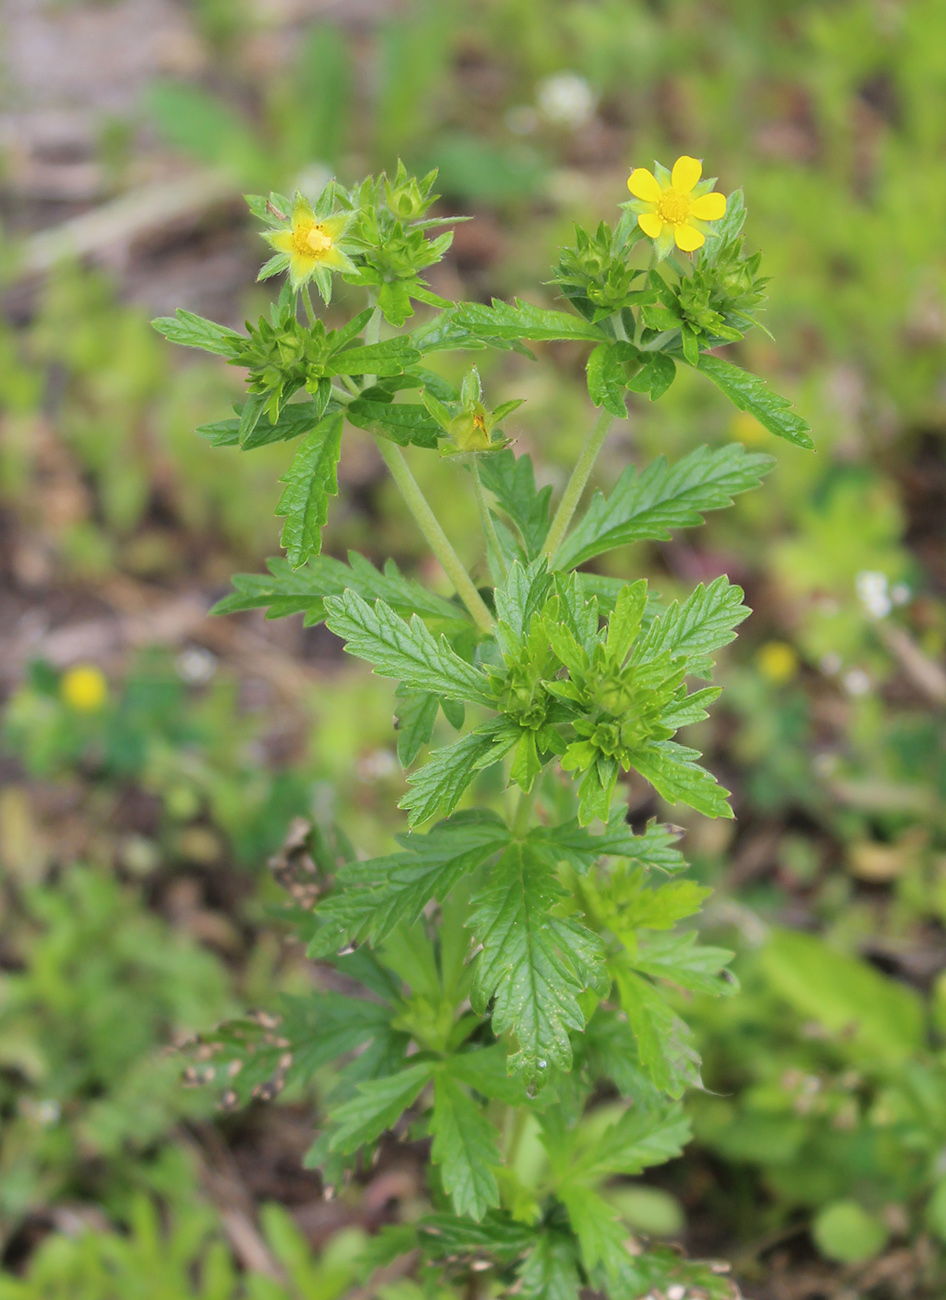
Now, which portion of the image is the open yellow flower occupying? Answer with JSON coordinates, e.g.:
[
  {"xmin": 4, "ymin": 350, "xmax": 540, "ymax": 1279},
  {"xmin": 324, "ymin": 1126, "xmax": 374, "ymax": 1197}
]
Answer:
[
  {"xmin": 262, "ymin": 194, "xmax": 356, "ymax": 292},
  {"xmin": 627, "ymin": 156, "xmax": 726, "ymax": 256},
  {"xmin": 60, "ymin": 664, "xmax": 108, "ymax": 712}
]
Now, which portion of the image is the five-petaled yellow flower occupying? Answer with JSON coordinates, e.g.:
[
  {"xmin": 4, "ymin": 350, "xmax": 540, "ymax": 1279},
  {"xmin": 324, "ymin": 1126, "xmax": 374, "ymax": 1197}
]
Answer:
[
  {"xmin": 263, "ymin": 194, "xmax": 356, "ymax": 291},
  {"xmin": 627, "ymin": 155, "xmax": 727, "ymax": 255}
]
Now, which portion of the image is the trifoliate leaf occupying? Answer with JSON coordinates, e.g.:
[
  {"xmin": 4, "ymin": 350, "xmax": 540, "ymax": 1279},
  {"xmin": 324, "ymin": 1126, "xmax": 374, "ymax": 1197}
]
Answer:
[
  {"xmin": 327, "ymin": 1059, "xmax": 435, "ymax": 1154},
  {"xmin": 468, "ymin": 843, "xmax": 606, "ymax": 1085},
  {"xmin": 323, "ymin": 590, "xmax": 494, "ymax": 705},
  {"xmin": 555, "ymin": 444, "xmax": 774, "ymax": 569},
  {"xmin": 430, "ymin": 1073, "xmax": 502, "ymax": 1221},
  {"xmin": 697, "ymin": 353, "xmax": 814, "ymax": 448},
  {"xmin": 477, "ymin": 451, "xmax": 553, "ymax": 559},
  {"xmin": 275, "ymin": 412, "xmax": 344, "ymax": 569}
]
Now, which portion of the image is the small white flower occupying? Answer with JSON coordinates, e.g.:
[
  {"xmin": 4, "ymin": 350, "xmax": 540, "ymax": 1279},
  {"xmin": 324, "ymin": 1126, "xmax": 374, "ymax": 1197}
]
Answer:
[
  {"xmin": 890, "ymin": 582, "xmax": 912, "ymax": 606},
  {"xmin": 176, "ymin": 646, "xmax": 217, "ymax": 684},
  {"xmin": 843, "ymin": 668, "xmax": 871, "ymax": 696},
  {"xmin": 536, "ymin": 72, "xmax": 597, "ymax": 129},
  {"xmin": 855, "ymin": 570, "xmax": 892, "ymax": 620}
]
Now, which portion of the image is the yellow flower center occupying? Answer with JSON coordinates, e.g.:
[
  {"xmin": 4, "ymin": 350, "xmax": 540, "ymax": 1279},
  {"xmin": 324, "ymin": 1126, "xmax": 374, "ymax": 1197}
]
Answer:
[
  {"xmin": 292, "ymin": 220, "xmax": 334, "ymax": 257},
  {"xmin": 656, "ymin": 190, "xmax": 692, "ymax": 225}
]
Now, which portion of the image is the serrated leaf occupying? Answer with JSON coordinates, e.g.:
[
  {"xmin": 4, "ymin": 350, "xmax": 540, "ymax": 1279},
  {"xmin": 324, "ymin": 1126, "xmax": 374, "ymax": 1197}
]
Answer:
[
  {"xmin": 614, "ymin": 966, "xmax": 702, "ymax": 1097},
  {"xmin": 197, "ymin": 398, "xmax": 329, "ymax": 450},
  {"xmin": 328, "ymin": 337, "xmax": 421, "ymax": 376},
  {"xmin": 494, "ymin": 556, "xmax": 554, "ymax": 643},
  {"xmin": 307, "ymin": 812, "xmax": 510, "ymax": 955},
  {"xmin": 324, "ymin": 590, "xmax": 493, "ymax": 704},
  {"xmin": 568, "ymin": 1104, "xmax": 691, "ymax": 1184},
  {"xmin": 394, "ymin": 686, "xmax": 438, "ymax": 767},
  {"xmin": 627, "ymin": 740, "xmax": 733, "ymax": 819},
  {"xmin": 453, "ymin": 298, "xmax": 606, "ymax": 343},
  {"xmin": 447, "ymin": 1044, "xmax": 530, "ymax": 1106},
  {"xmin": 418, "ymin": 1213, "xmax": 534, "ymax": 1262},
  {"xmin": 586, "ymin": 343, "xmax": 629, "ymax": 418},
  {"xmin": 530, "ymin": 816, "xmax": 686, "ymax": 876},
  {"xmin": 517, "ymin": 1231, "xmax": 582, "ymax": 1300},
  {"xmin": 697, "ymin": 354, "xmax": 813, "ymax": 448},
  {"xmin": 152, "ymin": 309, "xmax": 243, "ymax": 357},
  {"xmin": 274, "ymin": 413, "xmax": 343, "ymax": 569},
  {"xmin": 400, "ymin": 720, "xmax": 519, "ymax": 826},
  {"xmin": 328, "ymin": 1059, "xmax": 434, "ymax": 1154},
  {"xmin": 477, "ymin": 451, "xmax": 553, "ymax": 560},
  {"xmin": 430, "ymin": 1073, "xmax": 501, "ymax": 1220},
  {"xmin": 634, "ymin": 930, "xmax": 736, "ymax": 996},
  {"xmin": 559, "ymin": 1186, "xmax": 629, "ymax": 1280},
  {"xmin": 635, "ymin": 576, "xmax": 749, "ymax": 680},
  {"xmin": 555, "ymin": 444, "xmax": 774, "ymax": 570},
  {"xmin": 211, "ymin": 552, "xmax": 465, "ymax": 627},
  {"xmin": 468, "ymin": 843, "xmax": 606, "ymax": 1084},
  {"xmin": 344, "ymin": 399, "xmax": 440, "ymax": 448}
]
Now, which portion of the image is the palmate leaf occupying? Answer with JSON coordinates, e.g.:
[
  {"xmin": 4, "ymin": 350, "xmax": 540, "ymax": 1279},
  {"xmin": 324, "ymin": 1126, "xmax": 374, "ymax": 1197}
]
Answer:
[
  {"xmin": 635, "ymin": 575, "xmax": 749, "ymax": 679},
  {"xmin": 477, "ymin": 451, "xmax": 552, "ymax": 560},
  {"xmin": 323, "ymin": 590, "xmax": 494, "ymax": 704},
  {"xmin": 275, "ymin": 413, "xmax": 343, "ymax": 569},
  {"xmin": 554, "ymin": 443, "xmax": 774, "ymax": 570},
  {"xmin": 305, "ymin": 812, "xmax": 510, "ymax": 957},
  {"xmin": 453, "ymin": 298, "xmax": 606, "ymax": 344},
  {"xmin": 697, "ymin": 353, "xmax": 814, "ymax": 448},
  {"xmin": 430, "ymin": 1073, "xmax": 502, "ymax": 1221},
  {"xmin": 400, "ymin": 719, "xmax": 520, "ymax": 825},
  {"xmin": 468, "ymin": 843, "xmax": 607, "ymax": 1084}
]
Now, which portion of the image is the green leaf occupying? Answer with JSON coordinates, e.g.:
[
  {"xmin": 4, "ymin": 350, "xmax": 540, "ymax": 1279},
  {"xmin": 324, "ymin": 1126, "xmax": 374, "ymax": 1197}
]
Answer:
[
  {"xmin": 430, "ymin": 1073, "xmax": 501, "ymax": 1221},
  {"xmin": 323, "ymin": 590, "xmax": 494, "ymax": 704},
  {"xmin": 275, "ymin": 413, "xmax": 344, "ymax": 569},
  {"xmin": 762, "ymin": 929, "xmax": 925, "ymax": 1061},
  {"xmin": 394, "ymin": 686, "xmax": 438, "ymax": 767},
  {"xmin": 400, "ymin": 720, "xmax": 519, "ymax": 826},
  {"xmin": 328, "ymin": 337, "xmax": 421, "ymax": 376},
  {"xmin": 813, "ymin": 1201, "xmax": 888, "ymax": 1265},
  {"xmin": 614, "ymin": 966, "xmax": 702, "ymax": 1097},
  {"xmin": 453, "ymin": 299, "xmax": 606, "ymax": 343},
  {"xmin": 197, "ymin": 398, "xmax": 329, "ymax": 450},
  {"xmin": 212, "ymin": 551, "xmax": 465, "ymax": 627},
  {"xmin": 468, "ymin": 843, "xmax": 607, "ymax": 1084},
  {"xmin": 344, "ymin": 399, "xmax": 440, "ymax": 448},
  {"xmin": 448, "ymin": 1044, "xmax": 530, "ymax": 1106},
  {"xmin": 530, "ymin": 816, "xmax": 685, "ymax": 876},
  {"xmin": 697, "ymin": 354, "xmax": 814, "ymax": 448},
  {"xmin": 494, "ymin": 557, "xmax": 554, "ymax": 643},
  {"xmin": 558, "ymin": 1186, "xmax": 628, "ymax": 1279},
  {"xmin": 586, "ymin": 343, "xmax": 629, "ymax": 418},
  {"xmin": 635, "ymin": 576, "xmax": 749, "ymax": 680},
  {"xmin": 151, "ymin": 309, "xmax": 243, "ymax": 357},
  {"xmin": 517, "ymin": 1231, "xmax": 582, "ymax": 1300},
  {"xmin": 555, "ymin": 444, "xmax": 774, "ymax": 570},
  {"xmin": 307, "ymin": 812, "xmax": 510, "ymax": 955},
  {"xmin": 625, "ymin": 352, "xmax": 676, "ymax": 401},
  {"xmin": 627, "ymin": 740, "xmax": 733, "ymax": 819},
  {"xmin": 634, "ymin": 931, "xmax": 736, "ymax": 996},
  {"xmin": 418, "ymin": 1213, "xmax": 534, "ymax": 1263},
  {"xmin": 477, "ymin": 451, "xmax": 553, "ymax": 560},
  {"xmin": 328, "ymin": 1059, "xmax": 434, "ymax": 1154},
  {"xmin": 572, "ymin": 1105, "xmax": 691, "ymax": 1184}
]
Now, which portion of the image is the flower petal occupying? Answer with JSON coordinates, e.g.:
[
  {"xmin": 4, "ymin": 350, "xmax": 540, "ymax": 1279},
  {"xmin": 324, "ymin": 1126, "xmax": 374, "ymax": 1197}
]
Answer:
[
  {"xmin": 291, "ymin": 192, "xmax": 316, "ymax": 227},
  {"xmin": 320, "ymin": 246, "xmax": 357, "ymax": 273},
  {"xmin": 321, "ymin": 212, "xmax": 354, "ymax": 239},
  {"xmin": 671, "ymin": 155, "xmax": 702, "ymax": 194},
  {"xmin": 264, "ymin": 230, "xmax": 295, "ymax": 255},
  {"xmin": 690, "ymin": 191, "xmax": 727, "ymax": 221},
  {"xmin": 627, "ymin": 168, "xmax": 662, "ymax": 202},
  {"xmin": 674, "ymin": 221, "xmax": 705, "ymax": 252},
  {"xmin": 638, "ymin": 212, "xmax": 664, "ymax": 239}
]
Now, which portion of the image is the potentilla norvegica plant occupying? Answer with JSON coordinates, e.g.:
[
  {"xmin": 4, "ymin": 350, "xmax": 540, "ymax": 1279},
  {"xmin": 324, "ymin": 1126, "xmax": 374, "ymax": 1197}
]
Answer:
[{"xmin": 154, "ymin": 156, "xmax": 812, "ymax": 1298}]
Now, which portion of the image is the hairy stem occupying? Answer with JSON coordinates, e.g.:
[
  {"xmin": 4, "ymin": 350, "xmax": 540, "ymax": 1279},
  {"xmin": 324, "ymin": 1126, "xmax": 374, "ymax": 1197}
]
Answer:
[
  {"xmin": 543, "ymin": 407, "xmax": 614, "ymax": 561},
  {"xmin": 373, "ymin": 437, "xmax": 494, "ymax": 635},
  {"xmin": 472, "ymin": 459, "xmax": 507, "ymax": 582}
]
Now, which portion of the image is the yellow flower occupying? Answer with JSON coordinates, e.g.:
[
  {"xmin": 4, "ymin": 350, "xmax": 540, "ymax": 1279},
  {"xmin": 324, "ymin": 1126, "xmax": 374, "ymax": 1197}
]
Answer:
[
  {"xmin": 60, "ymin": 664, "xmax": 108, "ymax": 712},
  {"xmin": 627, "ymin": 155, "xmax": 727, "ymax": 255},
  {"xmin": 755, "ymin": 641, "xmax": 799, "ymax": 686},
  {"xmin": 262, "ymin": 194, "xmax": 356, "ymax": 292}
]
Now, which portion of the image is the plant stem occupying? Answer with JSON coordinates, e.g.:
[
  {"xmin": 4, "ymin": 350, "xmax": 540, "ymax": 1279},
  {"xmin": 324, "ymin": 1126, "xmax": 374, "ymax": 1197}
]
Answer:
[
  {"xmin": 301, "ymin": 285, "xmax": 317, "ymax": 326},
  {"xmin": 472, "ymin": 459, "xmax": 507, "ymax": 582},
  {"xmin": 542, "ymin": 407, "xmax": 614, "ymax": 561},
  {"xmin": 511, "ymin": 785, "xmax": 537, "ymax": 837},
  {"xmin": 372, "ymin": 436, "xmax": 494, "ymax": 636}
]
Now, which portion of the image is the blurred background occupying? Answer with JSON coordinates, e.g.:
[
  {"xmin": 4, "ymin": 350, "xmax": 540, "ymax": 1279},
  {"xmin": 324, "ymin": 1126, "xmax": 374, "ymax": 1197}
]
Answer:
[{"xmin": 1, "ymin": 1, "xmax": 945, "ymax": 1297}]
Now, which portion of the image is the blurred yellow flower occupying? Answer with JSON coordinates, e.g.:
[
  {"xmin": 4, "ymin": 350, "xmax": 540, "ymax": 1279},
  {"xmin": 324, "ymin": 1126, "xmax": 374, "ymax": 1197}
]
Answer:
[
  {"xmin": 263, "ymin": 194, "xmax": 356, "ymax": 291},
  {"xmin": 756, "ymin": 641, "xmax": 799, "ymax": 685},
  {"xmin": 60, "ymin": 664, "xmax": 108, "ymax": 712},
  {"xmin": 732, "ymin": 411, "xmax": 768, "ymax": 445},
  {"xmin": 627, "ymin": 155, "xmax": 726, "ymax": 254}
]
